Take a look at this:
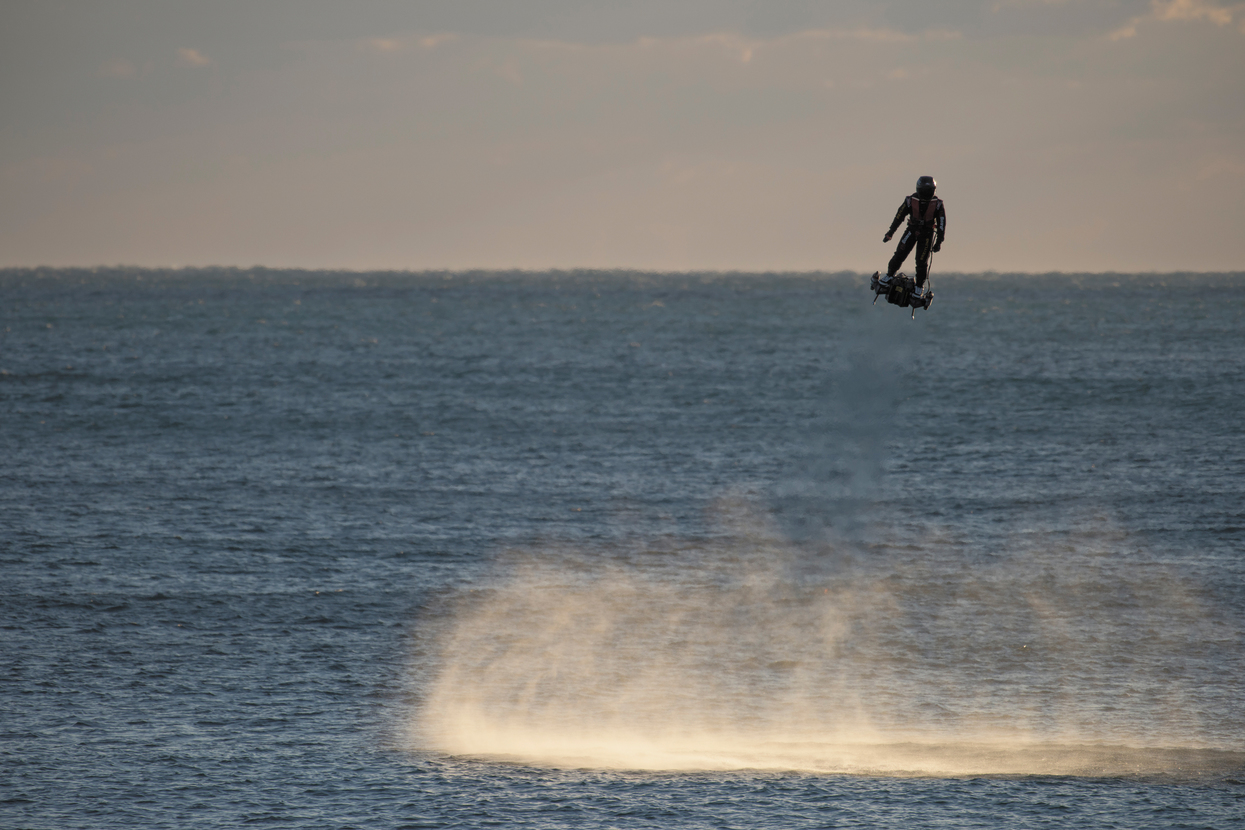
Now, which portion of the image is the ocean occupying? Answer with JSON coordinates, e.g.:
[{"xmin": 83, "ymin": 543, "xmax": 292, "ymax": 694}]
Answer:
[{"xmin": 3, "ymin": 268, "xmax": 1243, "ymax": 828}]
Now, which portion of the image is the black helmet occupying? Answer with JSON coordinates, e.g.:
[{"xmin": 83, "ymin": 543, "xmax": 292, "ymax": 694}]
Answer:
[{"xmin": 916, "ymin": 176, "xmax": 936, "ymax": 199}]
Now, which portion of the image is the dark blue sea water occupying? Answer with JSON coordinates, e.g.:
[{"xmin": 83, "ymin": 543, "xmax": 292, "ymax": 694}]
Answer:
[{"xmin": 3, "ymin": 269, "xmax": 1243, "ymax": 828}]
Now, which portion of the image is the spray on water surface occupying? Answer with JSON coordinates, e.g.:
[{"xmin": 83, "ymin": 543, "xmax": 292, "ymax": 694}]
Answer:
[
  {"xmin": 412, "ymin": 329, "xmax": 1243, "ymax": 778},
  {"xmin": 415, "ymin": 514, "xmax": 1238, "ymax": 776}
]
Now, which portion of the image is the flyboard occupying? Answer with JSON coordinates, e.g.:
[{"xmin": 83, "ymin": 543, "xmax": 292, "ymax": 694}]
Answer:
[{"xmin": 869, "ymin": 270, "xmax": 933, "ymax": 319}]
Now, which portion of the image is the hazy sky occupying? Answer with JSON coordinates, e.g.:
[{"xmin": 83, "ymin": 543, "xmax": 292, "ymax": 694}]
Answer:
[{"xmin": 2, "ymin": 0, "xmax": 1242, "ymax": 272}]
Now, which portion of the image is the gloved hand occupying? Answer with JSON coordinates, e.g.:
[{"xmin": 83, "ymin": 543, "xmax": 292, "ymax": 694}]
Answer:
[
  {"xmin": 883, "ymin": 232, "xmax": 893, "ymax": 243},
  {"xmin": 932, "ymin": 239, "xmax": 942, "ymax": 253}
]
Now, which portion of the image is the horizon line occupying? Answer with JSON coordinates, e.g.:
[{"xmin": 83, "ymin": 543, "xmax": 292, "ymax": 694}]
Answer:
[{"xmin": 2, "ymin": 265, "xmax": 1243, "ymax": 279}]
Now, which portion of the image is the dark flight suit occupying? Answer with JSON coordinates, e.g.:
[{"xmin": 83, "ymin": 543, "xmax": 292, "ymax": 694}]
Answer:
[{"xmin": 885, "ymin": 194, "xmax": 946, "ymax": 287}]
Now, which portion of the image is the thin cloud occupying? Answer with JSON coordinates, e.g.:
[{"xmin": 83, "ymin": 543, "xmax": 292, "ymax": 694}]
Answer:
[
  {"xmin": 419, "ymin": 34, "xmax": 457, "ymax": 49},
  {"xmin": 1110, "ymin": 0, "xmax": 1243, "ymax": 39},
  {"xmin": 1153, "ymin": 0, "xmax": 1236, "ymax": 24},
  {"xmin": 991, "ymin": 0, "xmax": 1077, "ymax": 7},
  {"xmin": 99, "ymin": 59, "xmax": 136, "ymax": 78},
  {"xmin": 369, "ymin": 38, "xmax": 404, "ymax": 53},
  {"xmin": 364, "ymin": 33, "xmax": 456, "ymax": 53},
  {"xmin": 1109, "ymin": 21, "xmax": 1141, "ymax": 39},
  {"xmin": 694, "ymin": 33, "xmax": 755, "ymax": 63},
  {"xmin": 177, "ymin": 47, "xmax": 211, "ymax": 67},
  {"xmin": 673, "ymin": 26, "xmax": 961, "ymax": 61},
  {"xmin": 796, "ymin": 27, "xmax": 917, "ymax": 43},
  {"xmin": 390, "ymin": 27, "xmax": 960, "ymax": 71}
]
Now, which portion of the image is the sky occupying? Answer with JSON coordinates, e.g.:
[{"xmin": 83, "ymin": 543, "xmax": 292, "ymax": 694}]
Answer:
[{"xmin": 1, "ymin": 0, "xmax": 1242, "ymax": 272}]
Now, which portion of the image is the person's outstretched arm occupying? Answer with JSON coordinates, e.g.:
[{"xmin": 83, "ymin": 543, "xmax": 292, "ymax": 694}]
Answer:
[{"xmin": 883, "ymin": 199, "xmax": 908, "ymax": 242}]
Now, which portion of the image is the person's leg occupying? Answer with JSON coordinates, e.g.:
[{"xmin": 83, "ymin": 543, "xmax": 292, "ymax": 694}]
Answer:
[
  {"xmin": 887, "ymin": 231, "xmax": 915, "ymax": 276},
  {"xmin": 914, "ymin": 233, "xmax": 933, "ymax": 287}
]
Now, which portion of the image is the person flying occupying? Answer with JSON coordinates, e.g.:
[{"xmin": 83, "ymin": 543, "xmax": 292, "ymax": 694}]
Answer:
[{"xmin": 881, "ymin": 176, "xmax": 945, "ymax": 298}]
